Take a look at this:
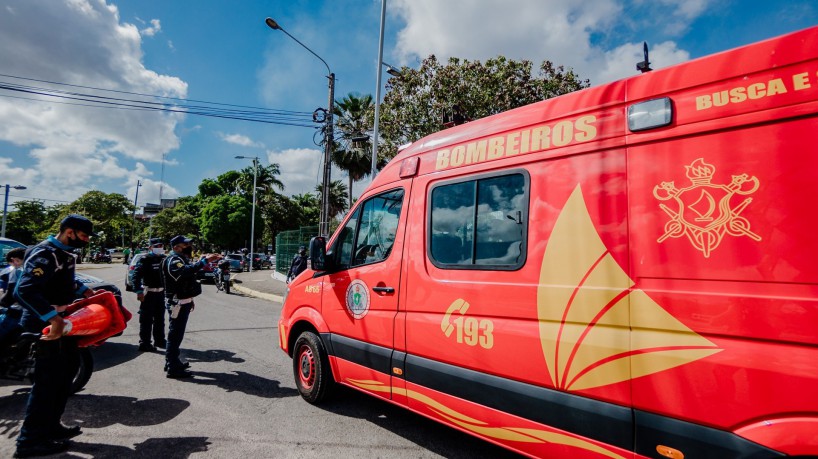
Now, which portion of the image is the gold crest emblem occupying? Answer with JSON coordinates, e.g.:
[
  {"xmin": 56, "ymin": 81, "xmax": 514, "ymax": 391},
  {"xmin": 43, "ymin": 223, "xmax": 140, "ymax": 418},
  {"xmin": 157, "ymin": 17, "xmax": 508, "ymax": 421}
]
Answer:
[
  {"xmin": 653, "ymin": 158, "xmax": 760, "ymax": 257},
  {"xmin": 31, "ymin": 267, "xmax": 44, "ymax": 276}
]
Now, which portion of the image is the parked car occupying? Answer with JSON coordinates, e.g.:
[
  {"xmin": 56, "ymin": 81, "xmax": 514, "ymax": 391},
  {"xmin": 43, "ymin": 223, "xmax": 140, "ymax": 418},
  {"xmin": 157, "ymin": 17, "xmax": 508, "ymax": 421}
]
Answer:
[
  {"xmin": 246, "ymin": 253, "xmax": 271, "ymax": 270},
  {"xmin": 0, "ymin": 238, "xmax": 26, "ymax": 270},
  {"xmin": 225, "ymin": 253, "xmax": 245, "ymax": 273},
  {"xmin": 196, "ymin": 259, "xmax": 218, "ymax": 282},
  {"xmin": 124, "ymin": 253, "xmax": 146, "ymax": 291}
]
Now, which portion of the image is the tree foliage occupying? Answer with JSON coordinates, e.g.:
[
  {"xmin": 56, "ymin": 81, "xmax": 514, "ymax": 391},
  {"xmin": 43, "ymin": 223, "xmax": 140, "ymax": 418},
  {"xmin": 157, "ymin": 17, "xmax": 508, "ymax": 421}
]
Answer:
[
  {"xmin": 198, "ymin": 194, "xmax": 254, "ymax": 249},
  {"xmin": 66, "ymin": 191, "xmax": 134, "ymax": 249},
  {"xmin": 316, "ymin": 180, "xmax": 348, "ymax": 221},
  {"xmin": 378, "ymin": 55, "xmax": 589, "ymax": 160},
  {"xmin": 332, "ymin": 92, "xmax": 377, "ymax": 205},
  {"xmin": 4, "ymin": 200, "xmax": 54, "ymax": 244},
  {"xmin": 150, "ymin": 205, "xmax": 199, "ymax": 244}
]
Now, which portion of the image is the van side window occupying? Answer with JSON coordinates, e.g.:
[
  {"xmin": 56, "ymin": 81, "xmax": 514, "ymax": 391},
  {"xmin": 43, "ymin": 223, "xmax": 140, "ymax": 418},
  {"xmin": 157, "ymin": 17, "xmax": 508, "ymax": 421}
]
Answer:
[
  {"xmin": 336, "ymin": 207, "xmax": 359, "ymax": 269},
  {"xmin": 334, "ymin": 188, "xmax": 404, "ymax": 269},
  {"xmin": 430, "ymin": 172, "xmax": 527, "ymax": 270}
]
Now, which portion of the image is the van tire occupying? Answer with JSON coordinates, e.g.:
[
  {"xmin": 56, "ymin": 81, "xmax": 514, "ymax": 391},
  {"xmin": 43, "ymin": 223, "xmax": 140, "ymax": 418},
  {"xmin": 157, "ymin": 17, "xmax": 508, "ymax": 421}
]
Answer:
[{"xmin": 293, "ymin": 331, "xmax": 334, "ymax": 404}]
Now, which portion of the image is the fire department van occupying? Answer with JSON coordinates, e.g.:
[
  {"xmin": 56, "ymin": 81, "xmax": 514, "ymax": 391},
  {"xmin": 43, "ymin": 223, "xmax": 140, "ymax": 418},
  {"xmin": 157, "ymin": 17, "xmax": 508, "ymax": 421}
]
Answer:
[{"xmin": 278, "ymin": 26, "xmax": 818, "ymax": 458}]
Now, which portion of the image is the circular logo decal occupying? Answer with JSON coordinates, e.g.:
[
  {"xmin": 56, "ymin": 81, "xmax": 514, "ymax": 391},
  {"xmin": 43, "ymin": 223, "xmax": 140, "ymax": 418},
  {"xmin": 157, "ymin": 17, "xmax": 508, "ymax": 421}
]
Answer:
[{"xmin": 345, "ymin": 280, "xmax": 370, "ymax": 319}]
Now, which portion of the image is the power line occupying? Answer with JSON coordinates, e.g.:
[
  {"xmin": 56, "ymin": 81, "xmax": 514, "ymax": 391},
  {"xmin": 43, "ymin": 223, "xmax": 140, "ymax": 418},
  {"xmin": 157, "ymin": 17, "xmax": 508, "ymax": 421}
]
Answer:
[
  {"xmin": 8, "ymin": 194, "xmax": 70, "ymax": 203},
  {"xmin": 0, "ymin": 73, "xmax": 312, "ymax": 115},
  {"xmin": 0, "ymin": 74, "xmax": 320, "ymax": 128}
]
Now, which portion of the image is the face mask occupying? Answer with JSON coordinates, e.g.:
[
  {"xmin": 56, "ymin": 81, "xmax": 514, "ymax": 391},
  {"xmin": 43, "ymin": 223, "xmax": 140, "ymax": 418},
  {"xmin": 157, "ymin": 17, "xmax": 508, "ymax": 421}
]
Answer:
[
  {"xmin": 181, "ymin": 246, "xmax": 193, "ymax": 256},
  {"xmin": 67, "ymin": 235, "xmax": 88, "ymax": 249},
  {"xmin": 152, "ymin": 247, "xmax": 165, "ymax": 255}
]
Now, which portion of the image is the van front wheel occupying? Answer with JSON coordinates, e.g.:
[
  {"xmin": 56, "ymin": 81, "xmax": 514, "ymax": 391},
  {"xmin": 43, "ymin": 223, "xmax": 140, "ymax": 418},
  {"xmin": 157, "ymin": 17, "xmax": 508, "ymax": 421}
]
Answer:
[{"xmin": 293, "ymin": 331, "xmax": 334, "ymax": 404}]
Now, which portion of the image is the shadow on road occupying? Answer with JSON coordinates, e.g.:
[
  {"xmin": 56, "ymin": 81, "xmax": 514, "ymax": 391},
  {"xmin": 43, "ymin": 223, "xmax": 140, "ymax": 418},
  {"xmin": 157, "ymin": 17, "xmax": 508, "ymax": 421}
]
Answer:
[
  {"xmin": 182, "ymin": 348, "xmax": 245, "ymax": 364},
  {"xmin": 70, "ymin": 436, "xmax": 210, "ymax": 458},
  {"xmin": 91, "ymin": 341, "xmax": 141, "ymax": 372},
  {"xmin": 180, "ymin": 370, "xmax": 298, "ymax": 399},
  {"xmin": 68, "ymin": 394, "xmax": 191, "ymax": 428},
  {"xmin": 319, "ymin": 386, "xmax": 523, "ymax": 459},
  {"xmin": 0, "ymin": 392, "xmax": 190, "ymax": 439}
]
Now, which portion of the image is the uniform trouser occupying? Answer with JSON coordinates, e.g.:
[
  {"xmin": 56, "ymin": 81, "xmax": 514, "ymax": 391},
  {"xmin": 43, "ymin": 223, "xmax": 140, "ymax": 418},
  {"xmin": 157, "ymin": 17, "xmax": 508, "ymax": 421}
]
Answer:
[
  {"xmin": 138, "ymin": 291, "xmax": 166, "ymax": 346},
  {"xmin": 165, "ymin": 302, "xmax": 193, "ymax": 372},
  {"xmin": 17, "ymin": 338, "xmax": 80, "ymax": 446}
]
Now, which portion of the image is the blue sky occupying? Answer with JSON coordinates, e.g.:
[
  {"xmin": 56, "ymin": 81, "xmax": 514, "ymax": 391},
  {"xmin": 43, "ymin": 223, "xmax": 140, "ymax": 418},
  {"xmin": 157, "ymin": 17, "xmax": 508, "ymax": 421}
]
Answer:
[{"xmin": 0, "ymin": 0, "xmax": 816, "ymax": 212}]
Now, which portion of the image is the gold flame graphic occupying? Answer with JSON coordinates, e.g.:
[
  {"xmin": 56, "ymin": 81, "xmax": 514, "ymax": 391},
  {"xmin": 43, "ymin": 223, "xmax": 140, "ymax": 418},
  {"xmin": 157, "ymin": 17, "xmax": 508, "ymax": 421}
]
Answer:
[{"xmin": 538, "ymin": 186, "xmax": 721, "ymax": 391}]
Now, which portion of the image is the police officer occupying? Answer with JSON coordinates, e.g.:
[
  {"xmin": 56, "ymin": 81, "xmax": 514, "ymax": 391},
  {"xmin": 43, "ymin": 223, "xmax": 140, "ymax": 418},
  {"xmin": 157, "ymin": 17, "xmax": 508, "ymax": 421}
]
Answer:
[
  {"xmin": 13, "ymin": 215, "xmax": 98, "ymax": 458},
  {"xmin": 162, "ymin": 235, "xmax": 219, "ymax": 378},
  {"xmin": 287, "ymin": 246, "xmax": 308, "ymax": 283},
  {"xmin": 132, "ymin": 238, "xmax": 167, "ymax": 352}
]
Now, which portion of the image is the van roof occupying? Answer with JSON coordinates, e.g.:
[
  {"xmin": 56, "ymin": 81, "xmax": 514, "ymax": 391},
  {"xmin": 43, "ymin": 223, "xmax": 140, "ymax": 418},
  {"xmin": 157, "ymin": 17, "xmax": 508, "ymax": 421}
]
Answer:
[{"xmin": 369, "ymin": 24, "xmax": 818, "ymax": 189}]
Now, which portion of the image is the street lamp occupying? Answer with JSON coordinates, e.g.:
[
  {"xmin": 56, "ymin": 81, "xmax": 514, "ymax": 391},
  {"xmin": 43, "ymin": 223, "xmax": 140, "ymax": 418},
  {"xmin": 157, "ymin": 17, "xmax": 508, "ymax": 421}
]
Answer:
[
  {"xmin": 265, "ymin": 17, "xmax": 335, "ymax": 237},
  {"xmin": 236, "ymin": 156, "xmax": 259, "ymax": 273},
  {"xmin": 372, "ymin": 60, "xmax": 403, "ymax": 178},
  {"xmin": 370, "ymin": 0, "xmax": 404, "ymax": 178},
  {"xmin": 1, "ymin": 184, "xmax": 27, "ymax": 238}
]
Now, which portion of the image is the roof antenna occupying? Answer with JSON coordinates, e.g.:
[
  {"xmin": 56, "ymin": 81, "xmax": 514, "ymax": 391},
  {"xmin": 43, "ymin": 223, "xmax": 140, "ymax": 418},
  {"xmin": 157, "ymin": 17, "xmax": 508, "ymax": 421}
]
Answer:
[{"xmin": 636, "ymin": 41, "xmax": 653, "ymax": 73}]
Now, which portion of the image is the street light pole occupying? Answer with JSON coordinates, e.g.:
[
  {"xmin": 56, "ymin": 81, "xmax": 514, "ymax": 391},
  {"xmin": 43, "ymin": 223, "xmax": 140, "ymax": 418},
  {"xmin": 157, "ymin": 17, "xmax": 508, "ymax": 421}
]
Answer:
[
  {"xmin": 130, "ymin": 180, "xmax": 142, "ymax": 248},
  {"xmin": 265, "ymin": 17, "xmax": 334, "ymax": 237},
  {"xmin": 2, "ymin": 184, "xmax": 27, "ymax": 238},
  {"xmin": 371, "ymin": 0, "xmax": 387, "ymax": 178},
  {"xmin": 236, "ymin": 156, "xmax": 259, "ymax": 273}
]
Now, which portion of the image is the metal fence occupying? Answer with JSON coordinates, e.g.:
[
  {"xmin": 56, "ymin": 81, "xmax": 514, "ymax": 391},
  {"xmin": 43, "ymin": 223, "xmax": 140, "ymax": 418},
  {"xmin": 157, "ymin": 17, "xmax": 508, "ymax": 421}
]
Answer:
[{"xmin": 275, "ymin": 225, "xmax": 318, "ymax": 275}]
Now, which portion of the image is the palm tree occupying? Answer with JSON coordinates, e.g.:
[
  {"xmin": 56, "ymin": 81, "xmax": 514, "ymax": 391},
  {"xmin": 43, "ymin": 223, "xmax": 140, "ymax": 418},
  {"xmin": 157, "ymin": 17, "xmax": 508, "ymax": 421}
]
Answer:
[
  {"xmin": 316, "ymin": 180, "xmax": 348, "ymax": 223},
  {"xmin": 333, "ymin": 93, "xmax": 374, "ymax": 205},
  {"xmin": 237, "ymin": 163, "xmax": 285, "ymax": 195}
]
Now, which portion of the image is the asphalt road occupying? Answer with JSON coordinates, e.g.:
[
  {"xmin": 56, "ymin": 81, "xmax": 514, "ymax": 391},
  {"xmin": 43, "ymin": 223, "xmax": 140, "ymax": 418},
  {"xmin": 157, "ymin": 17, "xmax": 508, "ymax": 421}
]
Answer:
[{"xmin": 0, "ymin": 264, "xmax": 521, "ymax": 458}]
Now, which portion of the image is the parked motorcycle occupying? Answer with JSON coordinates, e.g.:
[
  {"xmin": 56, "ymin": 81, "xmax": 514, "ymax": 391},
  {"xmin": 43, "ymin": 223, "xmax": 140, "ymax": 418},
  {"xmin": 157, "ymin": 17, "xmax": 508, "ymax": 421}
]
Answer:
[
  {"xmin": 0, "ymin": 279, "xmax": 131, "ymax": 394},
  {"xmin": 214, "ymin": 260, "xmax": 232, "ymax": 294},
  {"xmin": 90, "ymin": 251, "xmax": 112, "ymax": 264},
  {"xmin": 0, "ymin": 308, "xmax": 93, "ymax": 394}
]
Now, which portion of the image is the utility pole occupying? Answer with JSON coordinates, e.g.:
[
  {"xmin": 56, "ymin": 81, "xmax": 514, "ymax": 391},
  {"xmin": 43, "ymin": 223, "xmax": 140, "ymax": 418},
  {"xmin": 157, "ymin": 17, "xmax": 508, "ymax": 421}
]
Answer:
[{"xmin": 130, "ymin": 180, "xmax": 141, "ymax": 247}]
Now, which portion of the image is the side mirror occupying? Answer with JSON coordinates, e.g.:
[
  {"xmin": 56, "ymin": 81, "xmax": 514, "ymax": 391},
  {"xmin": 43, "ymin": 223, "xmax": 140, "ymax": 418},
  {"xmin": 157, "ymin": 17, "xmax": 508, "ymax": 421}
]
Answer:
[{"xmin": 309, "ymin": 237, "xmax": 328, "ymax": 271}]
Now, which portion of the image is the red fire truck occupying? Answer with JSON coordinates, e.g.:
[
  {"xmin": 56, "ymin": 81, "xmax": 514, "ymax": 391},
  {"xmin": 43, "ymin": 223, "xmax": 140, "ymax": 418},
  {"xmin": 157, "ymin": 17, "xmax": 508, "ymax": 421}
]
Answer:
[{"xmin": 279, "ymin": 25, "xmax": 818, "ymax": 458}]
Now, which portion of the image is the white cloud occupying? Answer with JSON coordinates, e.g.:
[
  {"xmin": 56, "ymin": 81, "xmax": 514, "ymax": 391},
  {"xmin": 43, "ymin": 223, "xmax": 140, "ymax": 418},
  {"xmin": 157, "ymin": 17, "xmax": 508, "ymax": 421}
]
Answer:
[
  {"xmin": 0, "ymin": 0, "xmax": 186, "ymax": 203},
  {"xmin": 391, "ymin": 0, "xmax": 708, "ymax": 85},
  {"xmin": 267, "ymin": 147, "xmax": 345, "ymax": 198},
  {"xmin": 219, "ymin": 133, "xmax": 265, "ymax": 149},
  {"xmin": 140, "ymin": 18, "xmax": 161, "ymax": 37},
  {"xmin": 129, "ymin": 178, "xmax": 179, "ymax": 209},
  {"xmin": 592, "ymin": 40, "xmax": 690, "ymax": 85}
]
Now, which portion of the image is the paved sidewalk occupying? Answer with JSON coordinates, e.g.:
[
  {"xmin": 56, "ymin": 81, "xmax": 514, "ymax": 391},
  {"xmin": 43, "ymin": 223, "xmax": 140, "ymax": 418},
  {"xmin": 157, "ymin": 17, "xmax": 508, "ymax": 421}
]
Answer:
[{"xmin": 230, "ymin": 268, "xmax": 288, "ymax": 303}]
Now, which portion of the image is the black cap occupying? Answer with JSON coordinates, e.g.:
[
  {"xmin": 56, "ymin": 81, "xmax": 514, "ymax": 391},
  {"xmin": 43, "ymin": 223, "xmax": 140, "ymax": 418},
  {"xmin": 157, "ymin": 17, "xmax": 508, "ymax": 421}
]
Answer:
[
  {"xmin": 60, "ymin": 214, "xmax": 97, "ymax": 237},
  {"xmin": 149, "ymin": 238, "xmax": 163, "ymax": 246},
  {"xmin": 170, "ymin": 235, "xmax": 192, "ymax": 247}
]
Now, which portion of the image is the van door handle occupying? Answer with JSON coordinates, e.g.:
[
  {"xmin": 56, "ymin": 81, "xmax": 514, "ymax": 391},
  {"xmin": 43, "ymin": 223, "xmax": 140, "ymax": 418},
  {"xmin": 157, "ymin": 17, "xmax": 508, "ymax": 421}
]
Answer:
[{"xmin": 372, "ymin": 286, "xmax": 395, "ymax": 294}]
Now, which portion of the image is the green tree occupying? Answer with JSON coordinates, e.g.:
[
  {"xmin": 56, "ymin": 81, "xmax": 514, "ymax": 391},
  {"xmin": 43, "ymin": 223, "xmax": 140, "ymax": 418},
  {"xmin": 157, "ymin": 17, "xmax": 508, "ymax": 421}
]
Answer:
[
  {"xmin": 333, "ymin": 93, "xmax": 376, "ymax": 205},
  {"xmin": 198, "ymin": 179, "xmax": 225, "ymax": 198},
  {"xmin": 291, "ymin": 193, "xmax": 320, "ymax": 228},
  {"xmin": 65, "ymin": 191, "xmax": 135, "ymax": 249},
  {"xmin": 198, "ymin": 194, "xmax": 254, "ymax": 249},
  {"xmin": 316, "ymin": 180, "xmax": 348, "ymax": 223},
  {"xmin": 216, "ymin": 170, "xmax": 242, "ymax": 195},
  {"xmin": 237, "ymin": 163, "xmax": 285, "ymax": 196},
  {"xmin": 150, "ymin": 205, "xmax": 199, "ymax": 244},
  {"xmin": 379, "ymin": 55, "xmax": 589, "ymax": 160},
  {"xmin": 4, "ymin": 200, "xmax": 50, "ymax": 244}
]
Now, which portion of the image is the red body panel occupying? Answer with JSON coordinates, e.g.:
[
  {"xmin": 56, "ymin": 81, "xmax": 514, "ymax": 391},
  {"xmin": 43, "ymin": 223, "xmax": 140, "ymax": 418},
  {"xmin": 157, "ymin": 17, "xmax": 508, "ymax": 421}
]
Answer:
[{"xmin": 279, "ymin": 26, "xmax": 818, "ymax": 458}]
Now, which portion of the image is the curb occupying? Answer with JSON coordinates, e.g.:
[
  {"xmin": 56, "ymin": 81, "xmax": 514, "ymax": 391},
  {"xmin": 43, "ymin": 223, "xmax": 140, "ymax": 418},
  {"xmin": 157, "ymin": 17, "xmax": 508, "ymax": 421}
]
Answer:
[{"xmin": 231, "ymin": 272, "xmax": 285, "ymax": 303}]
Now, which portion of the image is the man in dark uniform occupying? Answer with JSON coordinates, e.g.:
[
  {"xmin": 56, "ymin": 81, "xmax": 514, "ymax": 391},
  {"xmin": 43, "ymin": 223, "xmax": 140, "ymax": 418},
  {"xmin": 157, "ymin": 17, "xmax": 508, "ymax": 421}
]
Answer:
[
  {"xmin": 132, "ymin": 238, "xmax": 167, "ymax": 352},
  {"xmin": 13, "ymin": 214, "xmax": 98, "ymax": 458},
  {"xmin": 287, "ymin": 246, "xmax": 308, "ymax": 283},
  {"xmin": 162, "ymin": 235, "xmax": 219, "ymax": 378}
]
